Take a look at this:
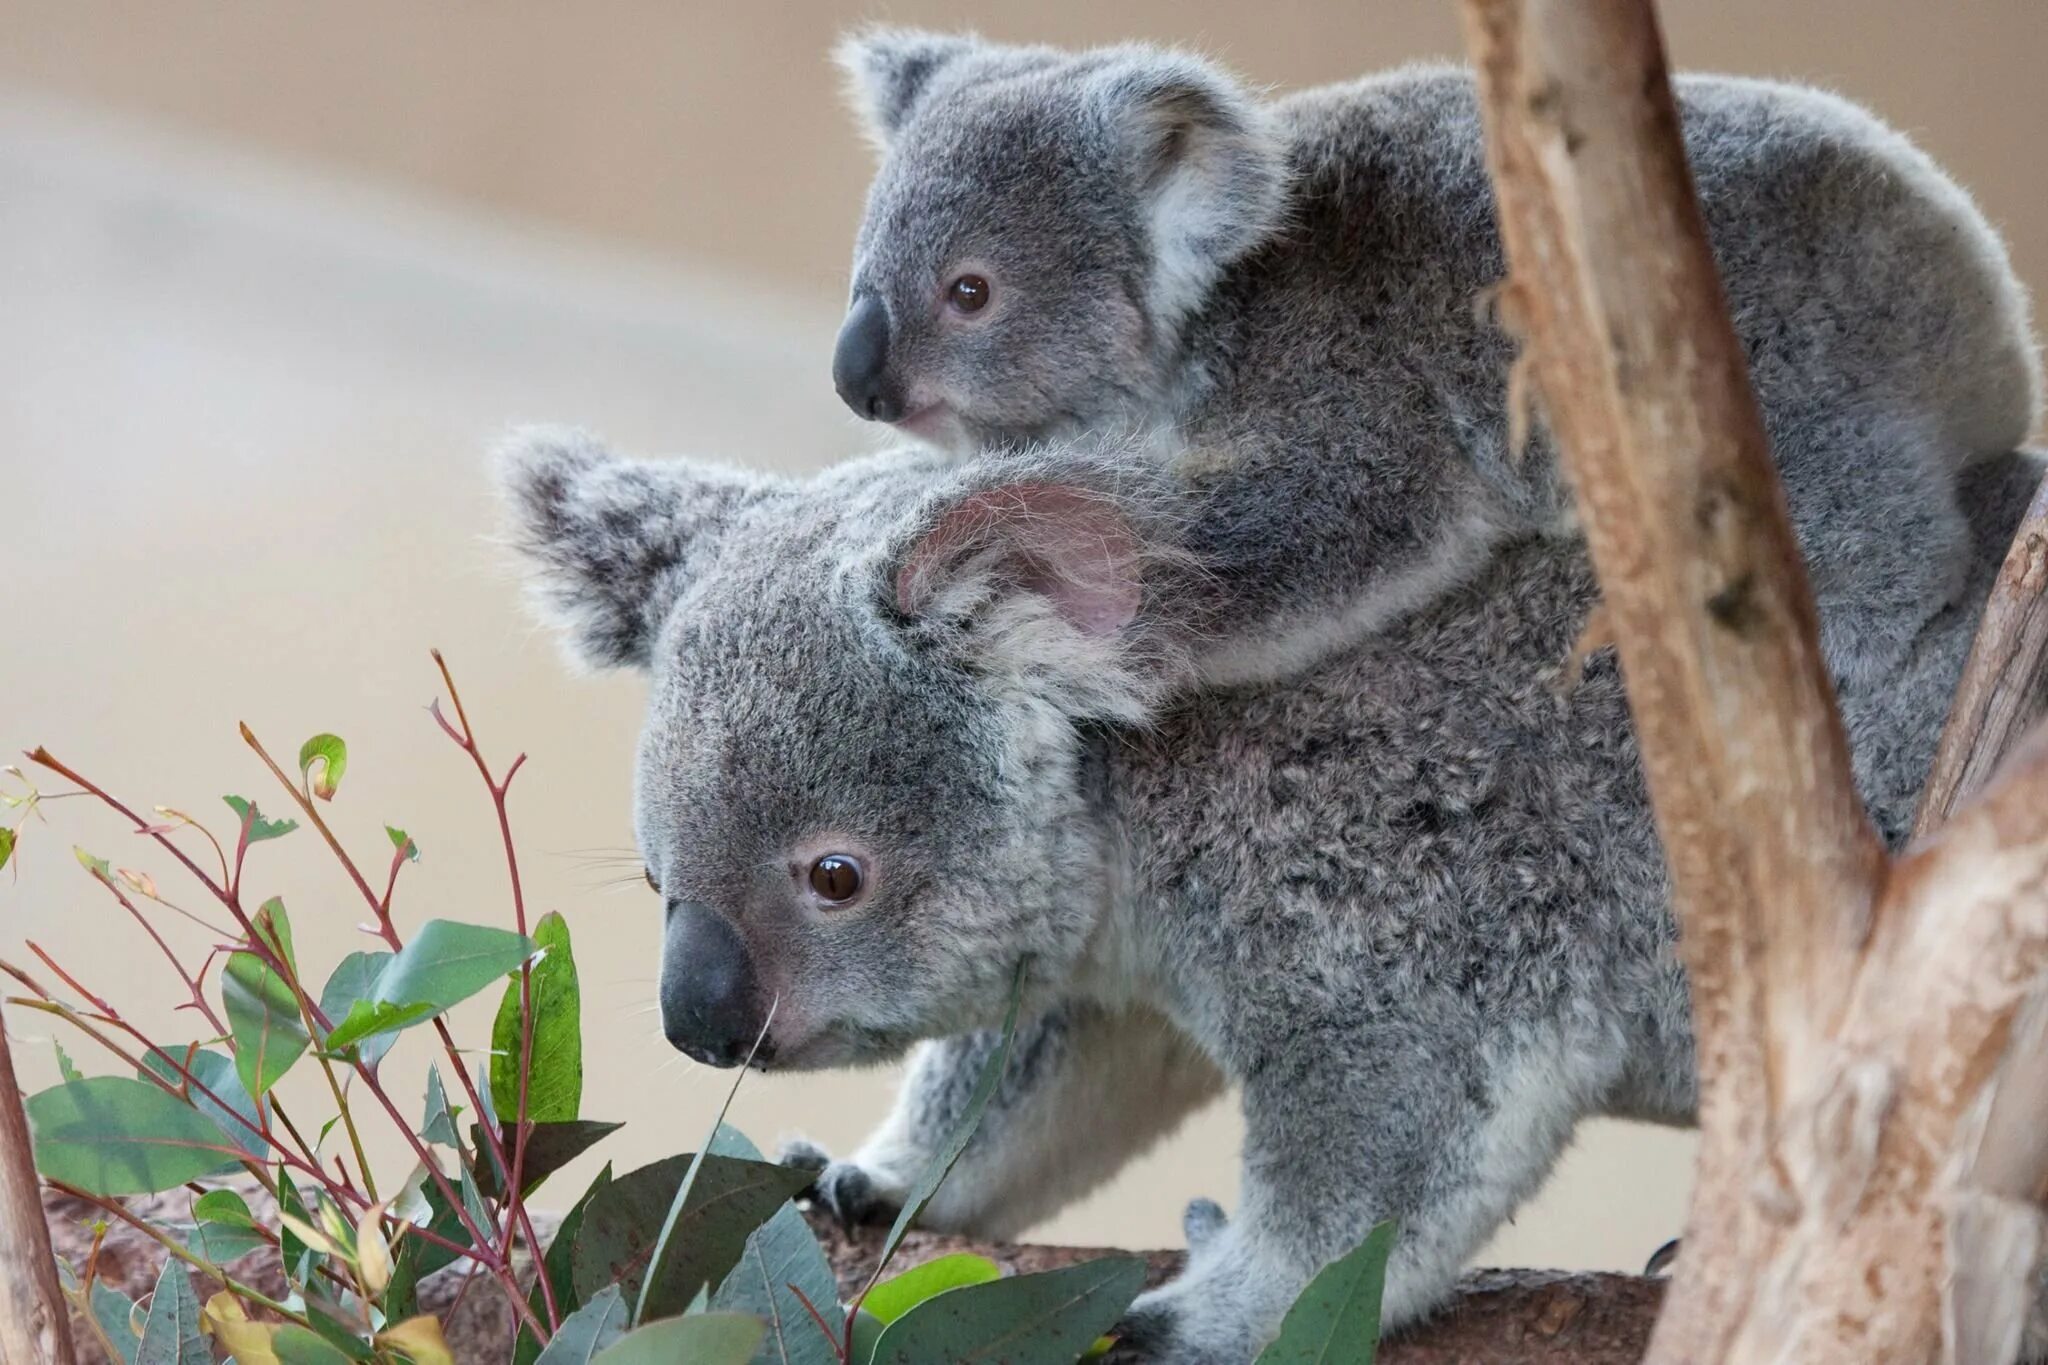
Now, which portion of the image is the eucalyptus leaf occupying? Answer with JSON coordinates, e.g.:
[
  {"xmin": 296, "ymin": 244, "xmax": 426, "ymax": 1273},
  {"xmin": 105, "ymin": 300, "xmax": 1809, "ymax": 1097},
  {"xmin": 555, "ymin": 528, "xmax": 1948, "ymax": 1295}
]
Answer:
[
  {"xmin": 471, "ymin": 1119, "xmax": 621, "ymax": 1200},
  {"xmin": 27, "ymin": 1077, "xmax": 240, "ymax": 1194},
  {"xmin": 167, "ymin": 1219, "xmax": 268, "ymax": 1264},
  {"xmin": 1251, "ymin": 1221, "xmax": 1396, "ymax": 1365},
  {"xmin": 139, "ymin": 1045, "xmax": 267, "ymax": 1159},
  {"xmin": 572, "ymin": 1152, "xmax": 811, "ymax": 1318},
  {"xmin": 868, "ymin": 1256, "xmax": 1146, "ymax": 1365},
  {"xmin": 707, "ymin": 1127, "xmax": 843, "ymax": 1365},
  {"xmin": 387, "ymin": 825, "xmax": 420, "ymax": 861},
  {"xmin": 317, "ymin": 952, "xmax": 398, "ymax": 1066},
  {"xmin": 322, "ymin": 999, "xmax": 436, "ymax": 1053},
  {"xmin": 861, "ymin": 1254, "xmax": 1001, "ymax": 1325},
  {"xmin": 297, "ymin": 734, "xmax": 348, "ymax": 801},
  {"xmin": 373, "ymin": 920, "xmax": 536, "ymax": 1016},
  {"xmin": 194, "ymin": 1188, "xmax": 257, "ymax": 1229},
  {"xmin": 491, "ymin": 911, "xmax": 582, "ymax": 1123},
  {"xmin": 224, "ymin": 902, "xmax": 310, "ymax": 1100},
  {"xmin": 0, "ymin": 826, "xmax": 13, "ymax": 874},
  {"xmin": 590, "ymin": 1314, "xmax": 765, "ymax": 1365},
  {"xmin": 80, "ymin": 1272, "xmax": 142, "ymax": 1364},
  {"xmin": 53, "ymin": 1038, "xmax": 81, "ymax": 1084},
  {"xmin": 273, "ymin": 1325, "xmax": 357, "ymax": 1364},
  {"xmin": 135, "ymin": 1257, "xmax": 208, "ymax": 1365},
  {"xmin": 534, "ymin": 1285, "xmax": 630, "ymax": 1365},
  {"xmin": 420, "ymin": 1066, "xmax": 461, "ymax": 1149},
  {"xmin": 222, "ymin": 795, "xmax": 297, "ymax": 842}
]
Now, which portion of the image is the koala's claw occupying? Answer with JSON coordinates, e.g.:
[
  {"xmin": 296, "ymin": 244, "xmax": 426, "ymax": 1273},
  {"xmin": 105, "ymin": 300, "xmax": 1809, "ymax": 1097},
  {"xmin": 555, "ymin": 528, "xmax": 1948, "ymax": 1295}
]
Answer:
[
  {"xmin": 776, "ymin": 1137, "xmax": 831, "ymax": 1176},
  {"xmin": 776, "ymin": 1140, "xmax": 901, "ymax": 1232},
  {"xmin": 1103, "ymin": 1302, "xmax": 1175, "ymax": 1363},
  {"xmin": 1181, "ymin": 1197, "xmax": 1228, "ymax": 1253}
]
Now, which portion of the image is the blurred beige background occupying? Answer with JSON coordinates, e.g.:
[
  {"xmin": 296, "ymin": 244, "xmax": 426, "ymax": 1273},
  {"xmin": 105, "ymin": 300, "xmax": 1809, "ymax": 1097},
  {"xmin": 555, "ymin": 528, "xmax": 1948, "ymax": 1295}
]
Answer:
[{"xmin": 3, "ymin": 0, "xmax": 2042, "ymax": 1271}]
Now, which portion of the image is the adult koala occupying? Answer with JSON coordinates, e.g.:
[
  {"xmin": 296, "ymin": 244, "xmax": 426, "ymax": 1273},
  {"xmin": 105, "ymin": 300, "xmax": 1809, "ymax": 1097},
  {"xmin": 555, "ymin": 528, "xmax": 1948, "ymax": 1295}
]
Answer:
[
  {"xmin": 502, "ymin": 425, "xmax": 2045, "ymax": 1362},
  {"xmin": 829, "ymin": 34, "xmax": 2038, "ymax": 690}
]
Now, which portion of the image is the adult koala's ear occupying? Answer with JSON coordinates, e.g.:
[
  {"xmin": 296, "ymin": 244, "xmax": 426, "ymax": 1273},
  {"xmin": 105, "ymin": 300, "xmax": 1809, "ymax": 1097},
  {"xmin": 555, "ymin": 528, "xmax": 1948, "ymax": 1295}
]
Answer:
[
  {"xmin": 495, "ymin": 426, "xmax": 768, "ymax": 670},
  {"xmin": 1095, "ymin": 54, "xmax": 1287, "ymax": 317},
  {"xmin": 891, "ymin": 462, "xmax": 1190, "ymax": 724},
  {"xmin": 834, "ymin": 26, "xmax": 977, "ymax": 149}
]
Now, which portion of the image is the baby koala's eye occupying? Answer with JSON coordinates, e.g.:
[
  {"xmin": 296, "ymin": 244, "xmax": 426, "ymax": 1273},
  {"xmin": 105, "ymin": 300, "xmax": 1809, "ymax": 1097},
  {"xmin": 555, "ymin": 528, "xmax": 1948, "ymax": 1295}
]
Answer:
[
  {"xmin": 806, "ymin": 854, "xmax": 866, "ymax": 905},
  {"xmin": 946, "ymin": 274, "xmax": 992, "ymax": 314}
]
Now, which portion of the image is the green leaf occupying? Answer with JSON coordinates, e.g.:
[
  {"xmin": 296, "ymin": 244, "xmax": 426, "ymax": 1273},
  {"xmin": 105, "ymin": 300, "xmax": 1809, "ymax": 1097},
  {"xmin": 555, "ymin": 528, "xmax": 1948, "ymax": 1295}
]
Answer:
[
  {"xmin": 861, "ymin": 1254, "xmax": 1001, "ymax": 1325},
  {"xmin": 633, "ymin": 1047, "xmax": 771, "ymax": 1326},
  {"xmin": 274, "ymin": 1324, "xmax": 358, "ymax": 1363},
  {"xmin": 868, "ymin": 1256, "xmax": 1147, "ymax": 1365},
  {"xmin": 420, "ymin": 1067, "xmax": 461, "ymax": 1149},
  {"xmin": 54, "ymin": 1039, "xmax": 83, "ymax": 1084},
  {"xmin": 299, "ymin": 1292, "xmax": 377, "ymax": 1361},
  {"xmin": 27, "ymin": 1077, "xmax": 240, "ymax": 1194},
  {"xmin": 224, "ymin": 918, "xmax": 311, "ymax": 1101},
  {"xmin": 871, "ymin": 965, "xmax": 1027, "ymax": 1281},
  {"xmin": 387, "ymin": 825, "xmax": 420, "ymax": 861},
  {"xmin": 318, "ymin": 952, "xmax": 398, "ymax": 1066},
  {"xmin": 278, "ymin": 1175, "xmax": 322, "ymax": 1285},
  {"xmin": 86, "ymin": 1275, "xmax": 143, "ymax": 1363},
  {"xmin": 74, "ymin": 846, "xmax": 112, "ymax": 880},
  {"xmin": 297, "ymin": 734, "xmax": 348, "ymax": 801},
  {"xmin": 492, "ymin": 911, "xmax": 582, "ymax": 1124},
  {"xmin": 535, "ymin": 1284, "xmax": 631, "ymax": 1364},
  {"xmin": 322, "ymin": 999, "xmax": 436, "ymax": 1054},
  {"xmin": 0, "ymin": 826, "xmax": 14, "ymax": 874},
  {"xmin": 459, "ymin": 1169, "xmax": 493, "ymax": 1248},
  {"xmin": 590, "ymin": 1315, "xmax": 765, "ymax": 1365},
  {"xmin": 1252, "ymin": 1221, "xmax": 1396, "ymax": 1365},
  {"xmin": 195, "ymin": 1188, "xmax": 256, "ymax": 1229},
  {"xmin": 139, "ymin": 1045, "xmax": 268, "ymax": 1159},
  {"xmin": 513, "ymin": 1162, "xmax": 614, "ymax": 1365},
  {"xmin": 705, "ymin": 1127, "xmax": 843, "ymax": 1365},
  {"xmin": 471, "ymin": 1119, "xmax": 621, "ymax": 1200},
  {"xmin": 135, "ymin": 1254, "xmax": 208, "ymax": 1365},
  {"xmin": 166, "ymin": 1219, "xmax": 268, "ymax": 1264},
  {"xmin": 223, "ymin": 795, "xmax": 297, "ymax": 842},
  {"xmin": 373, "ymin": 920, "xmax": 536, "ymax": 1016},
  {"xmin": 571, "ymin": 1152, "xmax": 812, "ymax": 1319}
]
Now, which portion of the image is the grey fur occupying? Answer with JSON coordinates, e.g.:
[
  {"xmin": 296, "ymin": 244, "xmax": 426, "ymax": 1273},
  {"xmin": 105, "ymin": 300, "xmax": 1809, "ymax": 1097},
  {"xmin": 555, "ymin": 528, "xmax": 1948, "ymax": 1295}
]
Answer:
[
  {"xmin": 503, "ymin": 427, "xmax": 2046, "ymax": 1361},
  {"xmin": 837, "ymin": 36, "xmax": 2039, "ymax": 695}
]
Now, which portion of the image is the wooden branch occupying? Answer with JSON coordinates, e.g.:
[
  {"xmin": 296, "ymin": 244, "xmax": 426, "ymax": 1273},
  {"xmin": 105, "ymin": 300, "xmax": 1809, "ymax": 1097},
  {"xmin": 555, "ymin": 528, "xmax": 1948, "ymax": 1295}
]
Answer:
[
  {"xmin": 1459, "ymin": 1, "xmax": 2048, "ymax": 1361},
  {"xmin": 1915, "ymin": 473, "xmax": 2048, "ymax": 833},
  {"xmin": 0, "ymin": 1003, "xmax": 76, "ymax": 1365}
]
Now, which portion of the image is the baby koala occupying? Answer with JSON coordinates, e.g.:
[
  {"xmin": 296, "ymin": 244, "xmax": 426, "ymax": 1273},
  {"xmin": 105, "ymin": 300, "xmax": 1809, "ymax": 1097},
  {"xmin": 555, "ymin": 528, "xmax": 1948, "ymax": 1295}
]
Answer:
[
  {"xmin": 502, "ymin": 425, "xmax": 2045, "ymax": 1362},
  {"xmin": 830, "ymin": 32, "xmax": 2038, "ymax": 690}
]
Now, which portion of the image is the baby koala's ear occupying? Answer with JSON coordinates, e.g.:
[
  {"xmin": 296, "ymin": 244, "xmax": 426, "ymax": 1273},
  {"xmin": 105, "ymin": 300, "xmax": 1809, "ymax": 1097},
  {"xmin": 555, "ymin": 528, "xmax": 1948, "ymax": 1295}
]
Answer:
[
  {"xmin": 892, "ymin": 458, "xmax": 1191, "ymax": 724},
  {"xmin": 1094, "ymin": 53, "xmax": 1287, "ymax": 315},
  {"xmin": 495, "ymin": 426, "xmax": 769, "ymax": 671},
  {"xmin": 834, "ymin": 27, "xmax": 978, "ymax": 149}
]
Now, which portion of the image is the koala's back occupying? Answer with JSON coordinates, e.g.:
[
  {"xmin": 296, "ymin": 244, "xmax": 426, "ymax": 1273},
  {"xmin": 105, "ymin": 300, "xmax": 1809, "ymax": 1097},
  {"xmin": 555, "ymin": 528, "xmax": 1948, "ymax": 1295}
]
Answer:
[
  {"xmin": 1108, "ymin": 449, "xmax": 2045, "ymax": 1114},
  {"xmin": 1205, "ymin": 65, "xmax": 2036, "ymax": 458}
]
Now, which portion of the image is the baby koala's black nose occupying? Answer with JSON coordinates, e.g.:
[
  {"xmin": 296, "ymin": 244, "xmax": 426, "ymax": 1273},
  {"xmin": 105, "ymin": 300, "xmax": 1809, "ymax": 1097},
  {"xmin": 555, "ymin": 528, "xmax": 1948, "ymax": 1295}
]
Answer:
[
  {"xmin": 833, "ymin": 293, "xmax": 905, "ymax": 423},
  {"xmin": 659, "ymin": 899, "xmax": 764, "ymax": 1068}
]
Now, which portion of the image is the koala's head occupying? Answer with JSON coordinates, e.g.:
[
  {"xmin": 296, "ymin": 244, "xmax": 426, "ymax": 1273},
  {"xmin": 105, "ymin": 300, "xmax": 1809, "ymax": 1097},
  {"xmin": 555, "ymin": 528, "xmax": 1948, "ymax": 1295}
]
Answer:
[
  {"xmin": 500, "ymin": 427, "xmax": 1186, "ymax": 1071},
  {"xmin": 830, "ymin": 30, "xmax": 1288, "ymax": 453}
]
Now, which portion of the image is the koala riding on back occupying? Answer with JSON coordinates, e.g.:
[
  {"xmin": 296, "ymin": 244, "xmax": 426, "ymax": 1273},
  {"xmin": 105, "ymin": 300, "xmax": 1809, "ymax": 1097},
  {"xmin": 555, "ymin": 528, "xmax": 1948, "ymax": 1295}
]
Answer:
[{"xmin": 830, "ymin": 31, "xmax": 2037, "ymax": 692}]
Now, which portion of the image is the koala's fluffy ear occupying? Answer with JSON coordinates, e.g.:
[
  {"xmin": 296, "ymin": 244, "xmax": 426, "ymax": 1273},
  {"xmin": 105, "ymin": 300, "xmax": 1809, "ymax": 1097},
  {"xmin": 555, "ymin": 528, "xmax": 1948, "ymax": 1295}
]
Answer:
[
  {"xmin": 1096, "ymin": 55, "xmax": 1287, "ymax": 317},
  {"xmin": 835, "ymin": 27, "xmax": 977, "ymax": 148},
  {"xmin": 495, "ymin": 426, "xmax": 765, "ymax": 671},
  {"xmin": 892, "ymin": 466, "xmax": 1189, "ymax": 723}
]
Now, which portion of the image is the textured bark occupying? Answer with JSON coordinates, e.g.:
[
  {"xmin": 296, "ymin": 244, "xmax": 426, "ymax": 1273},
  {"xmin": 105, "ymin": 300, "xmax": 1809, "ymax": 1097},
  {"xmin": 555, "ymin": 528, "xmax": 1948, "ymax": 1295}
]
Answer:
[
  {"xmin": 0, "ymin": 1004, "xmax": 75, "ymax": 1365},
  {"xmin": 1917, "ymin": 474, "xmax": 2048, "ymax": 834},
  {"xmin": 1457, "ymin": 2, "xmax": 2048, "ymax": 1362}
]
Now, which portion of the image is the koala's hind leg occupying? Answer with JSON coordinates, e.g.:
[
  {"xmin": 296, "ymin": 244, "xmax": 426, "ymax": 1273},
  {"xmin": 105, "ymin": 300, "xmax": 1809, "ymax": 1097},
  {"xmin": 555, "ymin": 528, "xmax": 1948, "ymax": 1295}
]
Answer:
[
  {"xmin": 781, "ymin": 1000, "xmax": 1224, "ymax": 1242},
  {"xmin": 1114, "ymin": 1030, "xmax": 1593, "ymax": 1363}
]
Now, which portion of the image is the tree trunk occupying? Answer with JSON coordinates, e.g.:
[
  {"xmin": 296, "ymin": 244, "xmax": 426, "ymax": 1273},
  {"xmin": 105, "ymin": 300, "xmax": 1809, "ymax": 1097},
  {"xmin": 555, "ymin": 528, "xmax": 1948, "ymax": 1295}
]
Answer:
[
  {"xmin": 0, "ymin": 1002, "xmax": 76, "ymax": 1365},
  {"xmin": 1456, "ymin": 1, "xmax": 2048, "ymax": 1361}
]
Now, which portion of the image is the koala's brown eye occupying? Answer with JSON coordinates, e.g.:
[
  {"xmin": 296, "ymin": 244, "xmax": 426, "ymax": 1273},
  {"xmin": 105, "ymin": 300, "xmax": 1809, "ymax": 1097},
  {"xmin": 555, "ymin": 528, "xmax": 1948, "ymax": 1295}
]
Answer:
[
  {"xmin": 947, "ymin": 275, "xmax": 991, "ymax": 314},
  {"xmin": 807, "ymin": 854, "xmax": 865, "ymax": 904}
]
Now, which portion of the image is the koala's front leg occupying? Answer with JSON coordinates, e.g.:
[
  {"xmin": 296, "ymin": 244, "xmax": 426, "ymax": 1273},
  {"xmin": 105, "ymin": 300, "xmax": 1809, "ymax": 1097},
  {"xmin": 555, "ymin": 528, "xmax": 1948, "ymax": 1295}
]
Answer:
[
  {"xmin": 783, "ymin": 1000, "xmax": 1222, "ymax": 1242},
  {"xmin": 1116, "ymin": 1034, "xmax": 1583, "ymax": 1362}
]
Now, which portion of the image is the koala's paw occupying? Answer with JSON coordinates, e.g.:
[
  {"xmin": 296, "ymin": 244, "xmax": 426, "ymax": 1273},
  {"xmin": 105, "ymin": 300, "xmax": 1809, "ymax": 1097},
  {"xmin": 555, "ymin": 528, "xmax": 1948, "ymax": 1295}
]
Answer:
[
  {"xmin": 776, "ymin": 1139, "xmax": 903, "ymax": 1232},
  {"xmin": 1181, "ymin": 1198, "xmax": 1228, "ymax": 1254}
]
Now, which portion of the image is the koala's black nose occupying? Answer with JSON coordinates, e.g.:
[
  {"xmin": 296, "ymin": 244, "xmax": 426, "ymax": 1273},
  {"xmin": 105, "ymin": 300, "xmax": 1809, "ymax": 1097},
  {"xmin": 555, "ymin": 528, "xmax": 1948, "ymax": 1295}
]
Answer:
[
  {"xmin": 832, "ymin": 293, "xmax": 905, "ymax": 423},
  {"xmin": 659, "ymin": 900, "xmax": 763, "ymax": 1068}
]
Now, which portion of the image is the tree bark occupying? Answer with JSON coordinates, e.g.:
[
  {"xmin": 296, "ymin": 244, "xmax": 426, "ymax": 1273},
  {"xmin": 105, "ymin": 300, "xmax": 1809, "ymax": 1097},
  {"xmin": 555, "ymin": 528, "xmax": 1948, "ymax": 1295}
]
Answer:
[
  {"xmin": 1457, "ymin": 1, "xmax": 2048, "ymax": 1362},
  {"xmin": 0, "ymin": 1002, "xmax": 76, "ymax": 1365}
]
